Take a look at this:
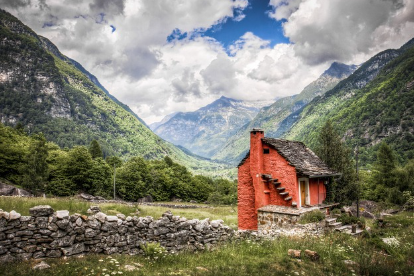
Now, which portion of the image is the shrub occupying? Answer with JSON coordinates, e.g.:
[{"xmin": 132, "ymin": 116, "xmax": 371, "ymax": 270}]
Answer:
[
  {"xmin": 299, "ymin": 210, "xmax": 325, "ymax": 224},
  {"xmin": 336, "ymin": 213, "xmax": 365, "ymax": 228},
  {"xmin": 140, "ymin": 242, "xmax": 167, "ymax": 259}
]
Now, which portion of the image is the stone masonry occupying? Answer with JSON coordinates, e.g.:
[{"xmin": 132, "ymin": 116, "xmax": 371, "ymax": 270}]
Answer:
[{"xmin": 0, "ymin": 205, "xmax": 234, "ymax": 262}]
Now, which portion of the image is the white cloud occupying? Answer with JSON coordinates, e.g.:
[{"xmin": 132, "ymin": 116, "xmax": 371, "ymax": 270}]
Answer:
[
  {"xmin": 1, "ymin": 0, "xmax": 413, "ymax": 125},
  {"xmin": 269, "ymin": 0, "xmax": 414, "ymax": 65}
]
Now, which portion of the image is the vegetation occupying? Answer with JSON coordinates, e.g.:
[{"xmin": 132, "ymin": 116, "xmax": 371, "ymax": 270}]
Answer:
[
  {"xmin": 285, "ymin": 40, "xmax": 414, "ymax": 167},
  {"xmin": 0, "ymin": 9, "xmax": 233, "ymax": 178},
  {"xmin": 298, "ymin": 209, "xmax": 325, "ymax": 224},
  {"xmin": 0, "ymin": 122, "xmax": 237, "ymax": 204},
  {"xmin": 359, "ymin": 142, "xmax": 414, "ymax": 206},
  {"xmin": 316, "ymin": 120, "xmax": 357, "ymax": 205},
  {"xmin": 0, "ymin": 196, "xmax": 238, "ymax": 228}
]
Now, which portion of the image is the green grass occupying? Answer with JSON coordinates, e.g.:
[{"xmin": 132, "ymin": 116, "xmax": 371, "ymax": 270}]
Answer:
[
  {"xmin": 1, "ymin": 229, "xmax": 414, "ymax": 276},
  {"xmin": 0, "ymin": 197, "xmax": 238, "ymax": 227},
  {"xmin": 0, "ymin": 197, "xmax": 413, "ymax": 276}
]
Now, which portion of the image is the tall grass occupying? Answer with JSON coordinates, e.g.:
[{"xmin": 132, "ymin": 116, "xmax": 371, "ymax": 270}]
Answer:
[{"xmin": 0, "ymin": 197, "xmax": 237, "ymax": 227}]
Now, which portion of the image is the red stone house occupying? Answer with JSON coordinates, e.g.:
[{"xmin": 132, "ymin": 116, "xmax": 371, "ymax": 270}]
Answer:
[{"xmin": 238, "ymin": 129, "xmax": 339, "ymax": 230}]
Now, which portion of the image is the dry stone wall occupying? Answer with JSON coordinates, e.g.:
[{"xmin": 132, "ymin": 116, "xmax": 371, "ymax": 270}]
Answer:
[{"xmin": 0, "ymin": 205, "xmax": 234, "ymax": 262}]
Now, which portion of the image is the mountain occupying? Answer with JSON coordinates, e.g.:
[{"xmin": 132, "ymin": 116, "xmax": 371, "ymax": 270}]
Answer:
[
  {"xmin": 153, "ymin": 96, "xmax": 273, "ymax": 158},
  {"xmin": 283, "ymin": 38, "xmax": 414, "ymax": 165},
  {"xmin": 212, "ymin": 62, "xmax": 358, "ymax": 164},
  {"xmin": 0, "ymin": 9, "xmax": 229, "ymax": 175},
  {"xmin": 149, "ymin": 112, "xmax": 179, "ymax": 131}
]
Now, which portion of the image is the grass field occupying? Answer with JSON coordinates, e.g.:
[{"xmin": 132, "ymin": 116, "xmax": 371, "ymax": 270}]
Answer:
[
  {"xmin": 0, "ymin": 197, "xmax": 413, "ymax": 276},
  {"xmin": 0, "ymin": 196, "xmax": 238, "ymax": 228}
]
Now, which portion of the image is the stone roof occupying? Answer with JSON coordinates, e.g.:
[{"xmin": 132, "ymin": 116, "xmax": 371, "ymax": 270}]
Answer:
[{"xmin": 238, "ymin": 138, "xmax": 339, "ymax": 178}]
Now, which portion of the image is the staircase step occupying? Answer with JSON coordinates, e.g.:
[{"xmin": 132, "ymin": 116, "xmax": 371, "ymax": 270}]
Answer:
[
  {"xmin": 272, "ymin": 182, "xmax": 281, "ymax": 186},
  {"xmin": 285, "ymin": 196, "xmax": 292, "ymax": 201},
  {"xmin": 291, "ymin": 201, "xmax": 297, "ymax": 207},
  {"xmin": 276, "ymin": 187, "xmax": 285, "ymax": 191},
  {"xmin": 329, "ymin": 222, "xmax": 342, "ymax": 228},
  {"xmin": 279, "ymin": 192, "xmax": 289, "ymax": 196},
  {"xmin": 264, "ymin": 190, "xmax": 270, "ymax": 194},
  {"xmin": 261, "ymin": 174, "xmax": 272, "ymax": 179},
  {"xmin": 335, "ymin": 225, "xmax": 352, "ymax": 232},
  {"xmin": 325, "ymin": 218, "xmax": 337, "ymax": 223}
]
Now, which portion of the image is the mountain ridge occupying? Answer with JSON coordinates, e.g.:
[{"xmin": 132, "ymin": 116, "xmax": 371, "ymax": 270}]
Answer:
[{"xmin": 0, "ymin": 9, "xmax": 229, "ymax": 176}]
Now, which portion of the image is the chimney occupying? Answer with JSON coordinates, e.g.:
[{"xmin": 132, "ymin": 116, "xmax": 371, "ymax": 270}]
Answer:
[
  {"xmin": 249, "ymin": 128, "xmax": 264, "ymax": 179},
  {"xmin": 249, "ymin": 128, "xmax": 267, "ymax": 210}
]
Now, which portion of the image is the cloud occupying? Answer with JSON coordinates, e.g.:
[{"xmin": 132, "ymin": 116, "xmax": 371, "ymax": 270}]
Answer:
[
  {"xmin": 2, "ymin": 0, "xmax": 414, "ymax": 124},
  {"xmin": 201, "ymin": 54, "xmax": 236, "ymax": 94},
  {"xmin": 269, "ymin": 0, "xmax": 414, "ymax": 65},
  {"xmin": 89, "ymin": 0, "xmax": 125, "ymax": 16}
]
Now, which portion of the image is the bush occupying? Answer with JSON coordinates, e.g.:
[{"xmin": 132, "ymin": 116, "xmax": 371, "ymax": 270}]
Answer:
[
  {"xmin": 337, "ymin": 213, "xmax": 365, "ymax": 228},
  {"xmin": 299, "ymin": 210, "xmax": 325, "ymax": 224},
  {"xmin": 140, "ymin": 242, "xmax": 167, "ymax": 259}
]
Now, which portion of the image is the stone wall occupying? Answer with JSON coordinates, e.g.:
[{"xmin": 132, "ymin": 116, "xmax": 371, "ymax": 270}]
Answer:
[
  {"xmin": 0, "ymin": 205, "xmax": 234, "ymax": 262},
  {"xmin": 258, "ymin": 210, "xmax": 300, "ymax": 231}
]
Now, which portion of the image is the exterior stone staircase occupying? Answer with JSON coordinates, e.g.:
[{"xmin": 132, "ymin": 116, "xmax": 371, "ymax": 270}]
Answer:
[
  {"xmin": 325, "ymin": 216, "xmax": 364, "ymax": 236},
  {"xmin": 261, "ymin": 174, "xmax": 296, "ymax": 207}
]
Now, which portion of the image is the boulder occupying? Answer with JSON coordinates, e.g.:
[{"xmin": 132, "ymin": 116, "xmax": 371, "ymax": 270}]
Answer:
[
  {"xmin": 33, "ymin": 261, "xmax": 50, "ymax": 270},
  {"xmin": 0, "ymin": 182, "xmax": 32, "ymax": 197},
  {"xmin": 288, "ymin": 249, "xmax": 301, "ymax": 258},
  {"xmin": 304, "ymin": 249, "xmax": 319, "ymax": 261}
]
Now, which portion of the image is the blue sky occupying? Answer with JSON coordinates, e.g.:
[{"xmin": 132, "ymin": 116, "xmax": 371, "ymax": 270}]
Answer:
[
  {"xmin": 167, "ymin": 0, "xmax": 289, "ymax": 49},
  {"xmin": 204, "ymin": 0, "xmax": 289, "ymax": 48}
]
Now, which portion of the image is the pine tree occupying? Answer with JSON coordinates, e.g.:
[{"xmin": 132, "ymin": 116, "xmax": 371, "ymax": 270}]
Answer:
[
  {"xmin": 373, "ymin": 142, "xmax": 397, "ymax": 187},
  {"xmin": 89, "ymin": 140, "xmax": 103, "ymax": 159},
  {"xmin": 21, "ymin": 133, "xmax": 49, "ymax": 193},
  {"xmin": 316, "ymin": 120, "xmax": 357, "ymax": 204}
]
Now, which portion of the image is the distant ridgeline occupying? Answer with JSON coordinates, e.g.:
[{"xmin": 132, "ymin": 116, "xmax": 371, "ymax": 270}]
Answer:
[{"xmin": 0, "ymin": 9, "xmax": 229, "ymax": 176}]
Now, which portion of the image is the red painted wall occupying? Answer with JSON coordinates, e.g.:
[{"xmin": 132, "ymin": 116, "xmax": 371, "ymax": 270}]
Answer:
[
  {"xmin": 237, "ymin": 131, "xmax": 327, "ymax": 230},
  {"xmin": 263, "ymin": 147, "xmax": 298, "ymax": 206},
  {"xmin": 309, "ymin": 178, "xmax": 326, "ymax": 205},
  {"xmin": 237, "ymin": 156, "xmax": 257, "ymax": 230}
]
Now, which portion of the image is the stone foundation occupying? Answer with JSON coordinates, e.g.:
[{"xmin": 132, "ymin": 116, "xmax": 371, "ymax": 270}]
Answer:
[
  {"xmin": 0, "ymin": 205, "xmax": 234, "ymax": 262},
  {"xmin": 257, "ymin": 205, "xmax": 324, "ymax": 230},
  {"xmin": 258, "ymin": 210, "xmax": 300, "ymax": 230}
]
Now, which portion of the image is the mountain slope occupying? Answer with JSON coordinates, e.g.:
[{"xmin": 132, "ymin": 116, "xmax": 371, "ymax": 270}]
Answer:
[
  {"xmin": 284, "ymin": 38, "xmax": 414, "ymax": 165},
  {"xmin": 212, "ymin": 62, "xmax": 357, "ymax": 164},
  {"xmin": 0, "ymin": 9, "xmax": 228, "ymax": 175},
  {"xmin": 153, "ymin": 96, "xmax": 272, "ymax": 158}
]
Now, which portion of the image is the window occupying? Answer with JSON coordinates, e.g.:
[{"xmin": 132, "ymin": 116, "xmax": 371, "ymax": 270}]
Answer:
[{"xmin": 263, "ymin": 148, "xmax": 270, "ymax": 154}]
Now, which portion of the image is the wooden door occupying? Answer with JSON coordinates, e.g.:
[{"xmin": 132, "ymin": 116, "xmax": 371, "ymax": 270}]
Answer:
[{"xmin": 300, "ymin": 181, "xmax": 306, "ymax": 206}]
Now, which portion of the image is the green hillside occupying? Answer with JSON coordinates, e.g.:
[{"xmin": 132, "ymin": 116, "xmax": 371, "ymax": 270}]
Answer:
[
  {"xmin": 0, "ymin": 9, "xmax": 230, "ymax": 176},
  {"xmin": 284, "ymin": 39, "xmax": 414, "ymax": 166}
]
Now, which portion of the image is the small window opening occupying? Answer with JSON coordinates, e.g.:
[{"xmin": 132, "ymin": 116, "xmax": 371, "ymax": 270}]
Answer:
[{"xmin": 263, "ymin": 148, "xmax": 270, "ymax": 154}]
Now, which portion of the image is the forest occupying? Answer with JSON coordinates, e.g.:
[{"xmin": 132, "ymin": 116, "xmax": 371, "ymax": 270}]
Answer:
[{"xmin": 0, "ymin": 122, "xmax": 237, "ymax": 204}]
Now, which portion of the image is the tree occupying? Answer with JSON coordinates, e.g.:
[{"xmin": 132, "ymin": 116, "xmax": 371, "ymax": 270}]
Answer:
[
  {"xmin": 116, "ymin": 157, "xmax": 152, "ymax": 201},
  {"xmin": 21, "ymin": 133, "xmax": 49, "ymax": 193},
  {"xmin": 64, "ymin": 146, "xmax": 94, "ymax": 192},
  {"xmin": 373, "ymin": 142, "xmax": 397, "ymax": 188},
  {"xmin": 89, "ymin": 139, "xmax": 103, "ymax": 159},
  {"xmin": 316, "ymin": 120, "xmax": 357, "ymax": 204}
]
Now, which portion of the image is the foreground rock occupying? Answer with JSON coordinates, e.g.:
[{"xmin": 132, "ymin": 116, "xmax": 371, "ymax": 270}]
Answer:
[{"xmin": 0, "ymin": 206, "xmax": 233, "ymax": 262}]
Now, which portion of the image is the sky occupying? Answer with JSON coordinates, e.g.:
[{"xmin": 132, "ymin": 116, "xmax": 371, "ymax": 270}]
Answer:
[{"xmin": 1, "ymin": 0, "xmax": 414, "ymax": 124}]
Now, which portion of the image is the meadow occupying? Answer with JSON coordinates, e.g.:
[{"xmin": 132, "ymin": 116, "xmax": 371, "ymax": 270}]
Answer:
[{"xmin": 0, "ymin": 197, "xmax": 413, "ymax": 276}]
